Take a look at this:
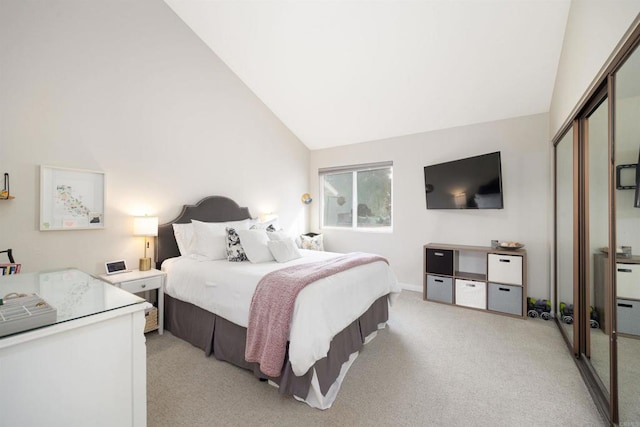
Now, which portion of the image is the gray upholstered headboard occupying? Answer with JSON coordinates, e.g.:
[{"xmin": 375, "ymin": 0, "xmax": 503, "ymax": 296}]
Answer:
[{"xmin": 155, "ymin": 196, "xmax": 252, "ymax": 269}]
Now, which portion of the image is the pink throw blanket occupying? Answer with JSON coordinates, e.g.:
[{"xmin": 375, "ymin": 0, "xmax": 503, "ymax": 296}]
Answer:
[{"xmin": 245, "ymin": 252, "xmax": 388, "ymax": 377}]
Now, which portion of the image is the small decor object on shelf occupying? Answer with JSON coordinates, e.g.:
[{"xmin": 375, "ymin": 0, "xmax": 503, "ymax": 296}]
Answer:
[
  {"xmin": 498, "ymin": 241, "xmax": 524, "ymax": 250},
  {"xmin": 621, "ymin": 246, "xmax": 632, "ymax": 258},
  {"xmin": 0, "ymin": 264, "xmax": 21, "ymax": 275},
  {"xmin": 0, "ymin": 173, "xmax": 13, "ymax": 200},
  {"xmin": 0, "ymin": 249, "xmax": 20, "ymax": 275},
  {"xmin": 599, "ymin": 246, "xmax": 625, "ymax": 255}
]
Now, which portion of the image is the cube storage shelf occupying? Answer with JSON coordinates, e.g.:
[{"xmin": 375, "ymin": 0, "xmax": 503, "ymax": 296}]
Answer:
[{"xmin": 423, "ymin": 243, "xmax": 527, "ymax": 319}]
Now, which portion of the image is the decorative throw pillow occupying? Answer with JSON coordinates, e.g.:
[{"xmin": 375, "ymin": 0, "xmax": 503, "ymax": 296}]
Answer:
[
  {"xmin": 267, "ymin": 238, "xmax": 302, "ymax": 263},
  {"xmin": 225, "ymin": 227, "xmax": 247, "ymax": 262},
  {"xmin": 299, "ymin": 234, "xmax": 324, "ymax": 251}
]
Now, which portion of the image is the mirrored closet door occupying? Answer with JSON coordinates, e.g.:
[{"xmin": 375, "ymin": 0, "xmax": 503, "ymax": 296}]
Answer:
[
  {"xmin": 583, "ymin": 95, "xmax": 611, "ymax": 396},
  {"xmin": 555, "ymin": 128, "xmax": 576, "ymax": 351},
  {"xmin": 553, "ymin": 24, "xmax": 640, "ymax": 425},
  {"xmin": 554, "ymin": 86, "xmax": 615, "ymax": 424},
  {"xmin": 613, "ymin": 43, "xmax": 640, "ymax": 426}
]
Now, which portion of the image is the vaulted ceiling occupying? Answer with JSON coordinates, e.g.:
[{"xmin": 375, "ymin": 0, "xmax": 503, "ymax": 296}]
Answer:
[{"xmin": 164, "ymin": 0, "xmax": 571, "ymax": 150}]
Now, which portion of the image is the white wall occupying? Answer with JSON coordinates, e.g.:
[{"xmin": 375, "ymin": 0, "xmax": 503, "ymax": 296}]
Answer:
[
  {"xmin": 0, "ymin": 0, "xmax": 309, "ymax": 274},
  {"xmin": 310, "ymin": 113, "xmax": 550, "ymax": 299},
  {"xmin": 549, "ymin": 1, "xmax": 640, "ymax": 138}
]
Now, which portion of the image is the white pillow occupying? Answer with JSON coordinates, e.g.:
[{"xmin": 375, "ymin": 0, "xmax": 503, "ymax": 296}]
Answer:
[
  {"xmin": 250, "ymin": 217, "xmax": 280, "ymax": 231},
  {"xmin": 237, "ymin": 229, "xmax": 274, "ymax": 263},
  {"xmin": 172, "ymin": 223, "xmax": 194, "ymax": 256},
  {"xmin": 267, "ymin": 230, "xmax": 289, "ymax": 241},
  {"xmin": 267, "ymin": 238, "xmax": 302, "ymax": 263},
  {"xmin": 191, "ymin": 219, "xmax": 251, "ymax": 260}
]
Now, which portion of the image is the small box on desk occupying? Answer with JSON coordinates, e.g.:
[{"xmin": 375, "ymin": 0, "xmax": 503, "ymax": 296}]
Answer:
[{"xmin": 0, "ymin": 294, "xmax": 57, "ymax": 337}]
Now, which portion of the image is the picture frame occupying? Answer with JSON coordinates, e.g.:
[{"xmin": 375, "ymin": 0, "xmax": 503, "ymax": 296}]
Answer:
[{"xmin": 40, "ymin": 166, "xmax": 105, "ymax": 231}]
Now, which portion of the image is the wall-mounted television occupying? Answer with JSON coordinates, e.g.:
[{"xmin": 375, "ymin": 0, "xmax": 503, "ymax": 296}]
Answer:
[{"xmin": 424, "ymin": 151, "xmax": 504, "ymax": 209}]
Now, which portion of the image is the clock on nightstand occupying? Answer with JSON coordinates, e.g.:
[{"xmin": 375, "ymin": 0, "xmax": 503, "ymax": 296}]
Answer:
[{"xmin": 99, "ymin": 268, "xmax": 165, "ymax": 334}]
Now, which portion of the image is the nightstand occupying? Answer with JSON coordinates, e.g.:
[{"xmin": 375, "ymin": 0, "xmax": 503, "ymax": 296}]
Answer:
[{"xmin": 99, "ymin": 268, "xmax": 165, "ymax": 334}]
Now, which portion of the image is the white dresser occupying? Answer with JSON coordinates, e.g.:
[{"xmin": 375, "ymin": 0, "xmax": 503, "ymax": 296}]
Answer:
[{"xmin": 0, "ymin": 269, "xmax": 149, "ymax": 427}]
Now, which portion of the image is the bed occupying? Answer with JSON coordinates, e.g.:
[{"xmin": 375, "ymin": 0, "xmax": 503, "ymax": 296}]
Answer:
[{"xmin": 156, "ymin": 196, "xmax": 401, "ymax": 409}]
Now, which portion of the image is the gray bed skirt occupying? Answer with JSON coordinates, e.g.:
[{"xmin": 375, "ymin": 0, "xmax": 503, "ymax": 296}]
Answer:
[{"xmin": 164, "ymin": 294, "xmax": 390, "ymax": 400}]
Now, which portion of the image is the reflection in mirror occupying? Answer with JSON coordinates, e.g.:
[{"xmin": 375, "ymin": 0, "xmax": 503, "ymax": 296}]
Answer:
[
  {"xmin": 586, "ymin": 97, "xmax": 610, "ymax": 394},
  {"xmin": 614, "ymin": 44, "xmax": 640, "ymax": 424},
  {"xmin": 556, "ymin": 130, "xmax": 574, "ymax": 347}
]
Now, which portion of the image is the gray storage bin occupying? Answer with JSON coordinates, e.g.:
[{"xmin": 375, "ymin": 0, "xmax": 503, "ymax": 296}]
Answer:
[
  {"xmin": 426, "ymin": 275, "xmax": 453, "ymax": 304},
  {"xmin": 488, "ymin": 282, "xmax": 522, "ymax": 316},
  {"xmin": 617, "ymin": 298, "xmax": 640, "ymax": 336}
]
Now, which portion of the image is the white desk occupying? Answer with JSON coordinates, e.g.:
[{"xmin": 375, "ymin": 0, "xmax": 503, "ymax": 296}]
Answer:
[{"xmin": 0, "ymin": 269, "xmax": 148, "ymax": 427}]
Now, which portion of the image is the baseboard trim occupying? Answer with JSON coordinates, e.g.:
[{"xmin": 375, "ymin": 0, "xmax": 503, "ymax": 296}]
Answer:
[{"xmin": 399, "ymin": 282, "xmax": 421, "ymax": 293}]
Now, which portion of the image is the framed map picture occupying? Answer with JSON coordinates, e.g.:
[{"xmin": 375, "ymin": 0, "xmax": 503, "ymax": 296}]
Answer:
[{"xmin": 40, "ymin": 166, "xmax": 105, "ymax": 231}]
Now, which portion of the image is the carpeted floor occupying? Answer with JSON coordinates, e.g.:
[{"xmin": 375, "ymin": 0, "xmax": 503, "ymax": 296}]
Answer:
[{"xmin": 146, "ymin": 290, "xmax": 605, "ymax": 426}]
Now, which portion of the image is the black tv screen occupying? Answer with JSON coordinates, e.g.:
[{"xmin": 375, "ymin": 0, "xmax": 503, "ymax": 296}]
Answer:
[{"xmin": 424, "ymin": 152, "xmax": 504, "ymax": 209}]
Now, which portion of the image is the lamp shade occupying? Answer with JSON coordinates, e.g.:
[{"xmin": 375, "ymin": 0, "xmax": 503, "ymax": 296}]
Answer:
[
  {"xmin": 258, "ymin": 213, "xmax": 278, "ymax": 223},
  {"xmin": 133, "ymin": 216, "xmax": 158, "ymax": 237}
]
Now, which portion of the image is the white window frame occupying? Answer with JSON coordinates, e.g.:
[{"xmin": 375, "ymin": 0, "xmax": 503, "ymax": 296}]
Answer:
[{"xmin": 319, "ymin": 161, "xmax": 393, "ymax": 232}]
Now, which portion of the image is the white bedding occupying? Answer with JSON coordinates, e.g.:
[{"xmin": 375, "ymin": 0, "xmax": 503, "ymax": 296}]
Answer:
[{"xmin": 162, "ymin": 249, "xmax": 400, "ymax": 376}]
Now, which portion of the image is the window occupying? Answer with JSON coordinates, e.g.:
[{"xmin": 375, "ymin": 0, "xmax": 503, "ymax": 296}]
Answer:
[{"xmin": 320, "ymin": 162, "xmax": 392, "ymax": 230}]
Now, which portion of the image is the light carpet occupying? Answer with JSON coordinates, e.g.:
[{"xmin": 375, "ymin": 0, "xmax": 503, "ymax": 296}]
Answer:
[{"xmin": 146, "ymin": 290, "xmax": 604, "ymax": 426}]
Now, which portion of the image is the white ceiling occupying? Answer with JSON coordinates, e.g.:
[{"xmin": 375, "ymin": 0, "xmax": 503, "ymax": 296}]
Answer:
[{"xmin": 164, "ymin": 0, "xmax": 571, "ymax": 150}]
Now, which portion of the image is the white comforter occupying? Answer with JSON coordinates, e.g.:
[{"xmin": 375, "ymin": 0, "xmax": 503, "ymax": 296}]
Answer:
[{"xmin": 162, "ymin": 249, "xmax": 400, "ymax": 376}]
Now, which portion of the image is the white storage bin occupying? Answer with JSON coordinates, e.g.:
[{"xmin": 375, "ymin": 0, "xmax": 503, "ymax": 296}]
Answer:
[
  {"xmin": 455, "ymin": 279, "xmax": 486, "ymax": 309},
  {"xmin": 616, "ymin": 263, "xmax": 640, "ymax": 300},
  {"xmin": 488, "ymin": 254, "xmax": 523, "ymax": 285},
  {"xmin": 617, "ymin": 298, "xmax": 640, "ymax": 336}
]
